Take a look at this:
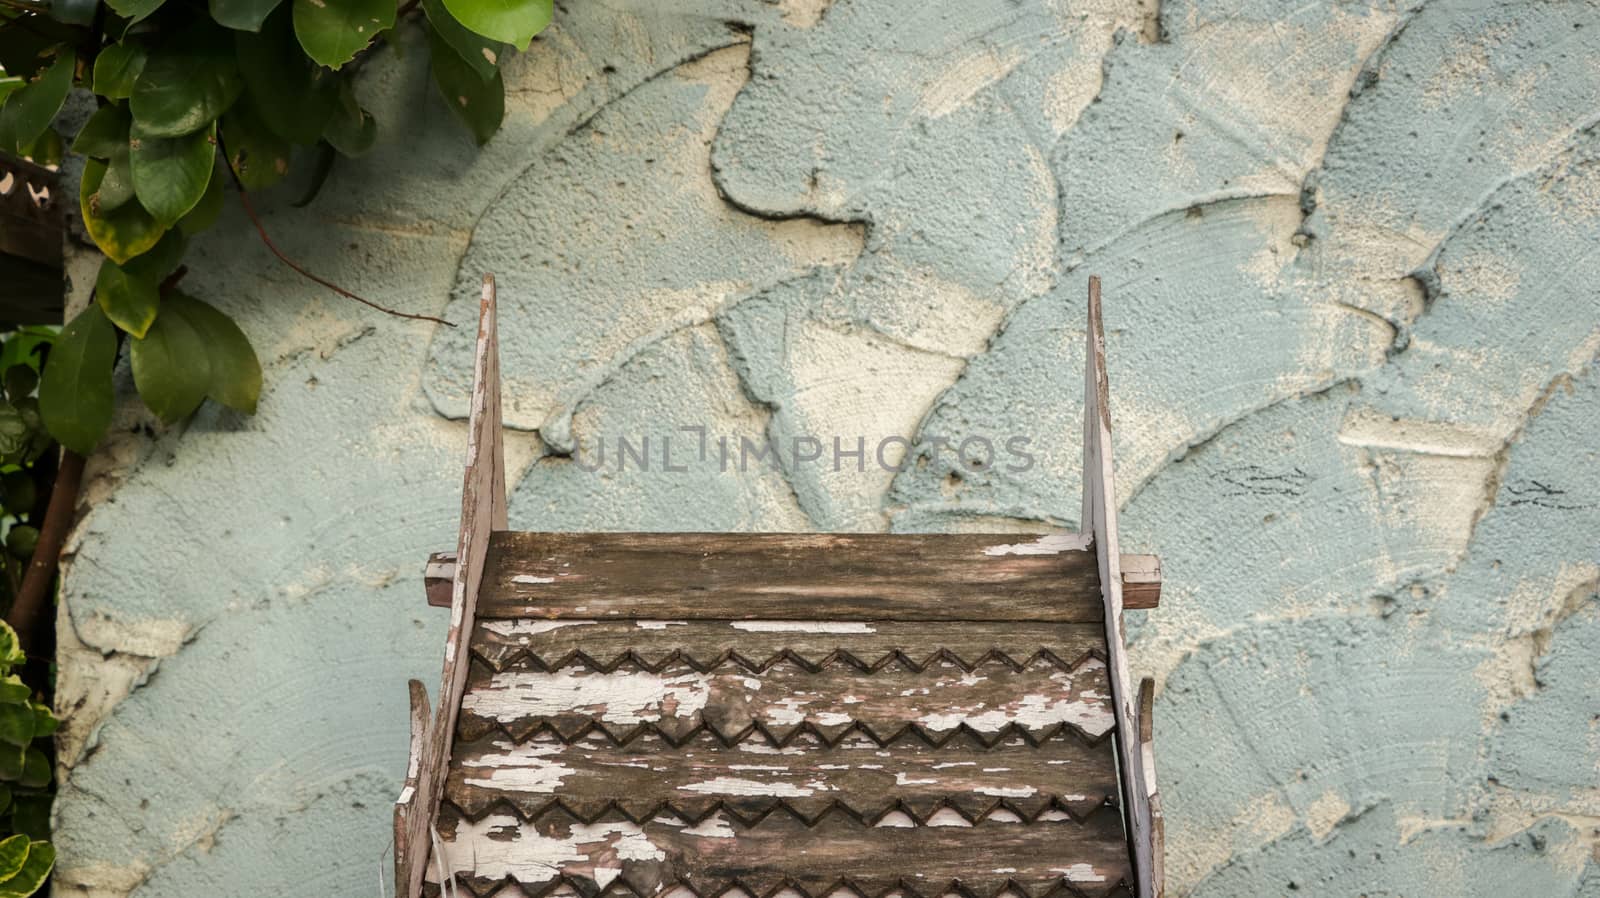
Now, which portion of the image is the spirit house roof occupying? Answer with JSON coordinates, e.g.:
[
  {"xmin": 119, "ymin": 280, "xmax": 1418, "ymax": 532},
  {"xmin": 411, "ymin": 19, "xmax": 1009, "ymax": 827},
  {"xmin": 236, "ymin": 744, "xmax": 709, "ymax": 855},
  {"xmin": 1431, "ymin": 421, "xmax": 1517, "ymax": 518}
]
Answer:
[{"xmin": 394, "ymin": 276, "xmax": 1166, "ymax": 898}]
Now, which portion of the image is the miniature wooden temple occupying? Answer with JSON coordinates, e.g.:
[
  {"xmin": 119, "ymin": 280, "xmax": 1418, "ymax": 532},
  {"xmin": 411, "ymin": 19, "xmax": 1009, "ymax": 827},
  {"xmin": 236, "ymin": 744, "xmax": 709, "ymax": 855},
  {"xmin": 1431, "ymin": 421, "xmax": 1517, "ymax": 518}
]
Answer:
[{"xmin": 394, "ymin": 275, "xmax": 1166, "ymax": 898}]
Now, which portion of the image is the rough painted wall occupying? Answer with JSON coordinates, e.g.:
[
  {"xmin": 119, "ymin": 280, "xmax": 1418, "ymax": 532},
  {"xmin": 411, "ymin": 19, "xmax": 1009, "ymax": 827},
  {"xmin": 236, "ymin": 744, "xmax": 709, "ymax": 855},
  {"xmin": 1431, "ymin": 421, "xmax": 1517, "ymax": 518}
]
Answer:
[{"xmin": 50, "ymin": 1, "xmax": 1600, "ymax": 895}]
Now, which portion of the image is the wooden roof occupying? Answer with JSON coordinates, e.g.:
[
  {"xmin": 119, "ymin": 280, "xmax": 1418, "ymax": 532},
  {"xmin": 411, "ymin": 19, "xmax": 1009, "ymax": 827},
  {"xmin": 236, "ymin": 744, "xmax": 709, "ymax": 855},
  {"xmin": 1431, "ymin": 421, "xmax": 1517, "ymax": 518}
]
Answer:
[{"xmin": 394, "ymin": 276, "xmax": 1165, "ymax": 898}]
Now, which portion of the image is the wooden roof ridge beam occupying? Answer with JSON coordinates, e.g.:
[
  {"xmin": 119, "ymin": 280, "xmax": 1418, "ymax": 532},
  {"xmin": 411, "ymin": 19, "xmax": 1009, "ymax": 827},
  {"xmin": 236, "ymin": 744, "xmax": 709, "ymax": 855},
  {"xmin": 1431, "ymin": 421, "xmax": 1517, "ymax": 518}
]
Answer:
[
  {"xmin": 396, "ymin": 273, "xmax": 507, "ymax": 898},
  {"xmin": 1079, "ymin": 275, "xmax": 1160, "ymax": 898}
]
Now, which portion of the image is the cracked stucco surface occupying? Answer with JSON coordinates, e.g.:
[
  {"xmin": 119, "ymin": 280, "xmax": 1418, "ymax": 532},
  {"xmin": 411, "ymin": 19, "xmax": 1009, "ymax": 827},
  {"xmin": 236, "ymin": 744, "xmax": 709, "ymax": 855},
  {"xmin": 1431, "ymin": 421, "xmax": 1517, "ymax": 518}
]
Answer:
[{"xmin": 52, "ymin": 1, "xmax": 1599, "ymax": 895}]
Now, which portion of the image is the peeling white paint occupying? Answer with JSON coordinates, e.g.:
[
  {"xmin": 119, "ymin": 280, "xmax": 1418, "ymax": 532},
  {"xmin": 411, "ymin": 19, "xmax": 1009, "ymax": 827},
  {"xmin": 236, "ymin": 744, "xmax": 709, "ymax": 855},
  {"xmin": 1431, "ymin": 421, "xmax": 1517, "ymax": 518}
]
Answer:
[
  {"xmin": 681, "ymin": 777, "xmax": 815, "ymax": 797},
  {"xmin": 729, "ymin": 621, "xmax": 876, "ymax": 633},
  {"xmin": 981, "ymin": 532, "xmax": 1091, "ymax": 556},
  {"xmin": 462, "ymin": 670, "xmax": 711, "ymax": 725}
]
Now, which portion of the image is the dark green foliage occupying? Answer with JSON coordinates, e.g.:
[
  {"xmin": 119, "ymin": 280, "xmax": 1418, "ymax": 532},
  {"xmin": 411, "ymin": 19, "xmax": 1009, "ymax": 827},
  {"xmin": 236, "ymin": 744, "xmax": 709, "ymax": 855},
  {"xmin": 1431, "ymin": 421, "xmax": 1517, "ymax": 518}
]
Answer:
[
  {"xmin": 0, "ymin": 0, "xmax": 553, "ymax": 454},
  {"xmin": 0, "ymin": 333, "xmax": 63, "ymax": 898}
]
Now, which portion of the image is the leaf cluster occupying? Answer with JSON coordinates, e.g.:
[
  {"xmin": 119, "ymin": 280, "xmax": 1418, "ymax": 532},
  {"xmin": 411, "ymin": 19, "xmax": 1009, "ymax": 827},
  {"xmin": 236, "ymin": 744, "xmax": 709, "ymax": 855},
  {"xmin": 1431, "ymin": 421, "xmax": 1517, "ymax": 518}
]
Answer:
[
  {"xmin": 0, "ymin": 622, "xmax": 55, "ymax": 898},
  {"xmin": 0, "ymin": 0, "xmax": 551, "ymax": 453}
]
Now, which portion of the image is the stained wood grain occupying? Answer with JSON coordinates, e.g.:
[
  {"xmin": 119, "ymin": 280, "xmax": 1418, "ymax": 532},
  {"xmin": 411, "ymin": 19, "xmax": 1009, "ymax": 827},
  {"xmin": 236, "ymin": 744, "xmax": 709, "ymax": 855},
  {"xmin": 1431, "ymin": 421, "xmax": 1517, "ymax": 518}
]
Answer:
[
  {"xmin": 468, "ymin": 619, "xmax": 1110, "ymax": 674},
  {"xmin": 429, "ymin": 553, "xmax": 1159, "ymax": 611},
  {"xmin": 401, "ymin": 274, "xmax": 507, "ymax": 898},
  {"xmin": 476, "ymin": 531, "xmax": 1102, "ymax": 621},
  {"xmin": 427, "ymin": 807, "xmax": 1134, "ymax": 898},
  {"xmin": 393, "ymin": 679, "xmax": 431, "ymax": 885},
  {"xmin": 444, "ymin": 729, "xmax": 1118, "ymax": 824},
  {"xmin": 1081, "ymin": 276, "xmax": 1156, "ymax": 898},
  {"xmin": 457, "ymin": 653, "xmax": 1115, "ymax": 745}
]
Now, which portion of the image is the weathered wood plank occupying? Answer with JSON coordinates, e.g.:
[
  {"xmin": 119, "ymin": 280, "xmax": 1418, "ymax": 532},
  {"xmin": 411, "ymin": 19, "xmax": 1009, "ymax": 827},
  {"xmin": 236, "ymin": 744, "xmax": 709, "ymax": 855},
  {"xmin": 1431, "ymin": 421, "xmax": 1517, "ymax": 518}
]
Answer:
[
  {"xmin": 457, "ymin": 654, "xmax": 1115, "ymax": 745},
  {"xmin": 1139, "ymin": 677, "xmax": 1165, "ymax": 898},
  {"xmin": 444, "ymin": 729, "xmax": 1118, "ymax": 824},
  {"xmin": 468, "ymin": 619, "xmax": 1109, "ymax": 674},
  {"xmin": 428, "ymin": 807, "xmax": 1134, "ymax": 898},
  {"xmin": 1081, "ymin": 276, "xmax": 1156, "ymax": 898},
  {"xmin": 430, "ymin": 552, "xmax": 1158, "ymax": 612},
  {"xmin": 402, "ymin": 274, "xmax": 507, "ymax": 898},
  {"xmin": 476, "ymin": 531, "xmax": 1101, "ymax": 621},
  {"xmin": 393, "ymin": 679, "xmax": 431, "ymax": 887}
]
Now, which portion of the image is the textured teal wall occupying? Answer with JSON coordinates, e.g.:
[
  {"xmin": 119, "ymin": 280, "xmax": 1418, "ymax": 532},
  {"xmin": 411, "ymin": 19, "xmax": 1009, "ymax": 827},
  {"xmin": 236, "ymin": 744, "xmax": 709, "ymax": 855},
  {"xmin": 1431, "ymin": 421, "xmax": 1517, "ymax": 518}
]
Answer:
[{"xmin": 51, "ymin": 1, "xmax": 1600, "ymax": 895}]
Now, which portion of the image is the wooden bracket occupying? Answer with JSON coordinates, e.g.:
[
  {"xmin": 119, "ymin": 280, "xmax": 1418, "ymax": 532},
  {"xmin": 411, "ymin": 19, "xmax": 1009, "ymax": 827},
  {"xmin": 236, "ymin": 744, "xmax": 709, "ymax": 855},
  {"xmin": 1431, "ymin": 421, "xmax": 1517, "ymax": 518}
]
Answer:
[
  {"xmin": 395, "ymin": 274, "xmax": 507, "ymax": 898},
  {"xmin": 1080, "ymin": 276, "xmax": 1160, "ymax": 898}
]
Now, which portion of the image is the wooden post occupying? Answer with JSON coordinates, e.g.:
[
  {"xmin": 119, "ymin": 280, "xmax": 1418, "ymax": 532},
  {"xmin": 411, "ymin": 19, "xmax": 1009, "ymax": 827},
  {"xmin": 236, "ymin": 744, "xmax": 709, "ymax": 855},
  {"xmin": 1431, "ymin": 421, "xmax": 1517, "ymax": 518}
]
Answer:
[
  {"xmin": 1080, "ymin": 276, "xmax": 1160, "ymax": 898},
  {"xmin": 395, "ymin": 274, "xmax": 506, "ymax": 898}
]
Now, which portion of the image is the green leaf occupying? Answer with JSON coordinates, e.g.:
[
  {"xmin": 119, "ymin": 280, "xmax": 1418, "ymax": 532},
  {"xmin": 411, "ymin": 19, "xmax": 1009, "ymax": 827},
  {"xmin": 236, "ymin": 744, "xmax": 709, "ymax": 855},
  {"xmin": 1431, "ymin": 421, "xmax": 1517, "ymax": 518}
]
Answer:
[
  {"xmin": 0, "ymin": 471, "xmax": 35, "ymax": 513},
  {"xmin": 81, "ymin": 158, "xmax": 166, "ymax": 262},
  {"xmin": 96, "ymin": 149, "xmax": 137, "ymax": 213},
  {"xmin": 130, "ymin": 120, "xmax": 217, "ymax": 227},
  {"xmin": 0, "ymin": 840, "xmax": 52, "ymax": 897},
  {"xmin": 39, "ymin": 304, "xmax": 118, "ymax": 455},
  {"xmin": 440, "ymin": 0, "xmax": 549, "ymax": 49},
  {"xmin": 425, "ymin": 0, "xmax": 508, "ymax": 82},
  {"xmin": 92, "ymin": 41, "xmax": 147, "ymax": 100},
  {"xmin": 130, "ymin": 24, "xmax": 244, "ymax": 137},
  {"xmin": 429, "ymin": 29, "xmax": 503, "ymax": 145},
  {"xmin": 121, "ymin": 229, "xmax": 187, "ymax": 282},
  {"xmin": 292, "ymin": 0, "xmax": 395, "ymax": 69},
  {"xmin": 0, "ymin": 53, "xmax": 73, "ymax": 156},
  {"xmin": 106, "ymin": 0, "xmax": 166, "ymax": 23},
  {"xmin": 130, "ymin": 298, "xmax": 211, "ymax": 423},
  {"xmin": 51, "ymin": 0, "xmax": 99, "ymax": 26},
  {"xmin": 169, "ymin": 293, "xmax": 260, "ymax": 414},
  {"xmin": 16, "ymin": 127, "xmax": 62, "ymax": 166},
  {"xmin": 26, "ymin": 705, "xmax": 55, "ymax": 739},
  {"xmin": 0, "ymin": 784, "xmax": 11, "ymax": 817},
  {"xmin": 0, "ymin": 835, "xmax": 25, "ymax": 884},
  {"xmin": 7, "ymin": 399, "xmax": 48, "ymax": 466},
  {"xmin": 0, "ymin": 679, "xmax": 24, "ymax": 704},
  {"xmin": 5, "ymin": 800, "xmax": 49, "ymax": 843},
  {"xmin": 220, "ymin": 99, "xmax": 289, "ymax": 190},
  {"xmin": 235, "ymin": 8, "xmax": 337, "ymax": 144},
  {"xmin": 291, "ymin": 139, "xmax": 335, "ymax": 206},
  {"xmin": 0, "ymin": 744, "xmax": 20, "ymax": 782},
  {"xmin": 321, "ymin": 78, "xmax": 375, "ymax": 156},
  {"xmin": 211, "ymin": 0, "xmax": 285, "ymax": 32},
  {"xmin": 0, "ymin": 406, "xmax": 25, "ymax": 467},
  {"xmin": 94, "ymin": 259, "xmax": 161, "ymax": 337},
  {"xmin": 0, "ymin": 80, "xmax": 21, "ymax": 107},
  {"xmin": 179, "ymin": 161, "xmax": 225, "ymax": 234},
  {"xmin": 17, "ymin": 749, "xmax": 46, "ymax": 789},
  {"xmin": 3, "ymin": 527, "xmax": 36, "ymax": 562},
  {"xmin": 71, "ymin": 102, "xmax": 130, "ymax": 158},
  {"xmin": 0, "ymin": 707, "xmax": 29, "ymax": 748}
]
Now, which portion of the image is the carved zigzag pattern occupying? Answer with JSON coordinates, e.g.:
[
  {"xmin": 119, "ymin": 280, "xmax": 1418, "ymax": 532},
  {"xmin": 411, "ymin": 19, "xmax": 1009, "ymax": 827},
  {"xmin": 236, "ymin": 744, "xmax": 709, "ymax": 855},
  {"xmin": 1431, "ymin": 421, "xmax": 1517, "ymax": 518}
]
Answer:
[
  {"xmin": 424, "ymin": 873, "xmax": 1135, "ymax": 898},
  {"xmin": 469, "ymin": 646, "xmax": 1108, "ymax": 675},
  {"xmin": 440, "ymin": 793, "xmax": 1121, "ymax": 829},
  {"xmin": 457, "ymin": 717, "xmax": 1116, "ymax": 750}
]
